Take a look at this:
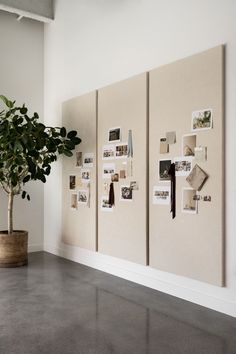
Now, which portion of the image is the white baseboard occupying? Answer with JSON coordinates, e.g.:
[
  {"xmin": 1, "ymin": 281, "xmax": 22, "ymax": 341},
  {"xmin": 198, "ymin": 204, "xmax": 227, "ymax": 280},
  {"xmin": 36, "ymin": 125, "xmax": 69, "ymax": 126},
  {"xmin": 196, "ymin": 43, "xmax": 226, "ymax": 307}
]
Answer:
[
  {"xmin": 44, "ymin": 242, "xmax": 236, "ymax": 318},
  {"xmin": 28, "ymin": 244, "xmax": 43, "ymax": 252}
]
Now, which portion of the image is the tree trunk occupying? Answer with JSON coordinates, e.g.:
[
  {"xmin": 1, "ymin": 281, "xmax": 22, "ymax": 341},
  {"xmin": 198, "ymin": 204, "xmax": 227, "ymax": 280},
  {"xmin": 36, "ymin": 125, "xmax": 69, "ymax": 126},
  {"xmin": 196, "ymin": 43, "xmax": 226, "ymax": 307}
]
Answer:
[{"xmin": 8, "ymin": 191, "xmax": 14, "ymax": 235}]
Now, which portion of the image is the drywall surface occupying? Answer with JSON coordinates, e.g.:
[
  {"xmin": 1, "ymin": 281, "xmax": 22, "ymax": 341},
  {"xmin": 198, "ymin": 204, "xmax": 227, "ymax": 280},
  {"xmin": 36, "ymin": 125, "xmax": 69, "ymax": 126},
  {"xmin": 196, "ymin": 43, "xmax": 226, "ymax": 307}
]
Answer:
[
  {"xmin": 0, "ymin": 0, "xmax": 53, "ymax": 20},
  {"xmin": 0, "ymin": 11, "xmax": 44, "ymax": 251},
  {"xmin": 44, "ymin": 0, "xmax": 236, "ymax": 316}
]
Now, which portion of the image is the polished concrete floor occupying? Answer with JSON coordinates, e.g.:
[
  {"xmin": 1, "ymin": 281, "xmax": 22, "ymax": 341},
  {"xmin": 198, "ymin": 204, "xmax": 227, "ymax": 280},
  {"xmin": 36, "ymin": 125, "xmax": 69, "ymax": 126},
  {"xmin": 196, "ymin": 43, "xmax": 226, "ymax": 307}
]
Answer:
[{"xmin": 0, "ymin": 252, "xmax": 236, "ymax": 354}]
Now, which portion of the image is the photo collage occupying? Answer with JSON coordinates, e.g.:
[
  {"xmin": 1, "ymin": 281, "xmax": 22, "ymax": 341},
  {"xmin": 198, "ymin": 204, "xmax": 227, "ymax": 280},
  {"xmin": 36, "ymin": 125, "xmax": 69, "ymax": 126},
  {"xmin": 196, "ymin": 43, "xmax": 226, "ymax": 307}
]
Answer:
[
  {"xmin": 154, "ymin": 108, "xmax": 211, "ymax": 214},
  {"xmin": 69, "ymin": 150, "xmax": 94, "ymax": 210}
]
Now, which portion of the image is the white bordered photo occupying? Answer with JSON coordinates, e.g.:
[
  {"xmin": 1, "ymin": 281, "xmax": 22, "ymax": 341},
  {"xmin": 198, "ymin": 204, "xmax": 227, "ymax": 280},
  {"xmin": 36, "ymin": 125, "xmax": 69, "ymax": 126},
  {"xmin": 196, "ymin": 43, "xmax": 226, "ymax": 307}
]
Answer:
[
  {"xmin": 153, "ymin": 185, "xmax": 171, "ymax": 205},
  {"xmin": 102, "ymin": 163, "xmax": 115, "ymax": 179},
  {"xmin": 120, "ymin": 185, "xmax": 133, "ymax": 201},
  {"xmin": 83, "ymin": 152, "xmax": 94, "ymax": 168},
  {"xmin": 108, "ymin": 127, "xmax": 121, "ymax": 143},
  {"xmin": 115, "ymin": 142, "xmax": 128, "ymax": 159},
  {"xmin": 81, "ymin": 169, "xmax": 90, "ymax": 183},
  {"xmin": 101, "ymin": 196, "xmax": 113, "ymax": 212},
  {"xmin": 191, "ymin": 109, "xmax": 213, "ymax": 132},
  {"xmin": 77, "ymin": 189, "xmax": 89, "ymax": 205},
  {"xmin": 182, "ymin": 188, "xmax": 197, "ymax": 214},
  {"xmin": 182, "ymin": 134, "xmax": 196, "ymax": 157},
  {"xmin": 173, "ymin": 156, "xmax": 193, "ymax": 176},
  {"xmin": 102, "ymin": 144, "xmax": 115, "ymax": 160}
]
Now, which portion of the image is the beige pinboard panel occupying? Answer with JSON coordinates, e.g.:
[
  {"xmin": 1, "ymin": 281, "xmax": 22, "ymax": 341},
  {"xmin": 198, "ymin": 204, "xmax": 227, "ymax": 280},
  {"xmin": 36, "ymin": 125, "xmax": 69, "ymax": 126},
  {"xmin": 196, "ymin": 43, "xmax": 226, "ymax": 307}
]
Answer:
[
  {"xmin": 149, "ymin": 46, "xmax": 224, "ymax": 285},
  {"xmin": 62, "ymin": 92, "xmax": 97, "ymax": 251},
  {"xmin": 98, "ymin": 73, "xmax": 148, "ymax": 265}
]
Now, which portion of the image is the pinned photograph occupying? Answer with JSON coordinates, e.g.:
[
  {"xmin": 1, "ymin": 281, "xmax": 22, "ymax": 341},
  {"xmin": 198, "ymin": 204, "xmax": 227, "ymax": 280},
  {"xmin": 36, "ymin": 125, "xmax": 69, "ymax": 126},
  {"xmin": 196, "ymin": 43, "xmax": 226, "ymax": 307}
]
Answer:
[
  {"xmin": 70, "ymin": 193, "xmax": 77, "ymax": 210},
  {"xmin": 130, "ymin": 181, "xmax": 139, "ymax": 190},
  {"xmin": 182, "ymin": 188, "xmax": 197, "ymax": 214},
  {"xmin": 120, "ymin": 185, "xmax": 133, "ymax": 201},
  {"xmin": 102, "ymin": 144, "xmax": 115, "ymax": 160},
  {"xmin": 77, "ymin": 189, "xmax": 88, "ymax": 205},
  {"xmin": 101, "ymin": 196, "xmax": 113, "ymax": 212},
  {"xmin": 153, "ymin": 186, "xmax": 170, "ymax": 205},
  {"xmin": 111, "ymin": 173, "xmax": 119, "ymax": 182},
  {"xmin": 115, "ymin": 143, "xmax": 128, "ymax": 158},
  {"xmin": 192, "ymin": 109, "xmax": 213, "ymax": 131},
  {"xmin": 166, "ymin": 131, "xmax": 176, "ymax": 144},
  {"xmin": 160, "ymin": 137, "xmax": 169, "ymax": 154},
  {"xmin": 119, "ymin": 170, "xmax": 126, "ymax": 179},
  {"xmin": 173, "ymin": 157, "xmax": 192, "ymax": 176},
  {"xmin": 81, "ymin": 169, "xmax": 90, "ymax": 183},
  {"xmin": 76, "ymin": 151, "xmax": 83, "ymax": 167},
  {"xmin": 76, "ymin": 176, "xmax": 83, "ymax": 188},
  {"xmin": 186, "ymin": 164, "xmax": 208, "ymax": 191},
  {"xmin": 194, "ymin": 146, "xmax": 207, "ymax": 161},
  {"xmin": 108, "ymin": 127, "xmax": 121, "ymax": 143},
  {"xmin": 103, "ymin": 163, "xmax": 115, "ymax": 179},
  {"xmin": 83, "ymin": 153, "xmax": 94, "ymax": 168},
  {"xmin": 69, "ymin": 175, "xmax": 76, "ymax": 190},
  {"xmin": 159, "ymin": 159, "xmax": 171, "ymax": 181},
  {"xmin": 182, "ymin": 134, "xmax": 196, "ymax": 156}
]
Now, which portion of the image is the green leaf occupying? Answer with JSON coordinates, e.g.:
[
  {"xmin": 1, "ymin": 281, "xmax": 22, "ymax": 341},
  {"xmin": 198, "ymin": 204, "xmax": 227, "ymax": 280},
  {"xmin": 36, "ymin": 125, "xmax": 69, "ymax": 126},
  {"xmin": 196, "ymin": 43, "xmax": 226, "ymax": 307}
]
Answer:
[
  {"xmin": 0, "ymin": 95, "xmax": 13, "ymax": 108},
  {"xmin": 63, "ymin": 149, "xmax": 73, "ymax": 157},
  {"xmin": 60, "ymin": 127, "xmax": 66, "ymax": 137},
  {"xmin": 67, "ymin": 130, "xmax": 77, "ymax": 139}
]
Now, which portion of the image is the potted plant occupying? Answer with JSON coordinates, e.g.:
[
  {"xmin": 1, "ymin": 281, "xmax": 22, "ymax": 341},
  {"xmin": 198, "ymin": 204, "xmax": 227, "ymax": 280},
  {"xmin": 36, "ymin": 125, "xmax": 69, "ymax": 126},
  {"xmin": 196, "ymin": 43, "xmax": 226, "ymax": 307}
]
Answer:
[{"xmin": 0, "ymin": 95, "xmax": 81, "ymax": 267}]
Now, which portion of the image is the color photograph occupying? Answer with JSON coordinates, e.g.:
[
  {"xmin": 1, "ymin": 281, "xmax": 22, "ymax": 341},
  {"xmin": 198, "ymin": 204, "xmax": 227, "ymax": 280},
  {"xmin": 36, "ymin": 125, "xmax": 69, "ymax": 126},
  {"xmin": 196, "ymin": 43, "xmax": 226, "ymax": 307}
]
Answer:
[{"xmin": 192, "ymin": 109, "xmax": 213, "ymax": 131}]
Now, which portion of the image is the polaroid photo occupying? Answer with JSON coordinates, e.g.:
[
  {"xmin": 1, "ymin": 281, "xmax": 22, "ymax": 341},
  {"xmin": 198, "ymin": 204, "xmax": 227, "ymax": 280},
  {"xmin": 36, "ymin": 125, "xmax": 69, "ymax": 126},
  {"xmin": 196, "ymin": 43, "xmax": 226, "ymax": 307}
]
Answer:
[
  {"xmin": 153, "ymin": 185, "xmax": 171, "ymax": 205},
  {"xmin": 130, "ymin": 181, "xmax": 139, "ymax": 190},
  {"xmin": 103, "ymin": 163, "xmax": 115, "ymax": 179},
  {"xmin": 182, "ymin": 134, "xmax": 196, "ymax": 157},
  {"xmin": 83, "ymin": 153, "xmax": 94, "ymax": 168},
  {"xmin": 69, "ymin": 175, "xmax": 76, "ymax": 190},
  {"xmin": 70, "ymin": 193, "xmax": 77, "ymax": 210},
  {"xmin": 102, "ymin": 144, "xmax": 115, "ymax": 160},
  {"xmin": 111, "ymin": 173, "xmax": 119, "ymax": 182},
  {"xmin": 115, "ymin": 143, "xmax": 128, "ymax": 159},
  {"xmin": 191, "ymin": 109, "xmax": 213, "ymax": 132},
  {"xmin": 120, "ymin": 185, "xmax": 133, "ymax": 201},
  {"xmin": 194, "ymin": 146, "xmax": 207, "ymax": 162},
  {"xmin": 182, "ymin": 188, "xmax": 197, "ymax": 214},
  {"xmin": 108, "ymin": 127, "xmax": 121, "ymax": 143},
  {"xmin": 101, "ymin": 196, "xmax": 113, "ymax": 212},
  {"xmin": 159, "ymin": 159, "xmax": 172, "ymax": 181},
  {"xmin": 76, "ymin": 151, "xmax": 83, "ymax": 167},
  {"xmin": 173, "ymin": 156, "xmax": 193, "ymax": 176},
  {"xmin": 81, "ymin": 169, "xmax": 90, "ymax": 183},
  {"xmin": 77, "ymin": 189, "xmax": 88, "ymax": 205}
]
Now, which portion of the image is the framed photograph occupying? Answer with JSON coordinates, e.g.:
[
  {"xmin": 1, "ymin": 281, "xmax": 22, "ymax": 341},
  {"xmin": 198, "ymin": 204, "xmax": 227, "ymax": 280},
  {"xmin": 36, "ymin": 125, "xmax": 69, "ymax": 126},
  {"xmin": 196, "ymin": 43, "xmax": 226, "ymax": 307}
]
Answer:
[
  {"xmin": 120, "ymin": 185, "xmax": 132, "ymax": 201},
  {"xmin": 70, "ymin": 193, "xmax": 77, "ymax": 210},
  {"xmin": 76, "ymin": 151, "xmax": 83, "ymax": 167},
  {"xmin": 159, "ymin": 159, "xmax": 171, "ymax": 181},
  {"xmin": 182, "ymin": 134, "xmax": 196, "ymax": 156},
  {"xmin": 108, "ymin": 127, "xmax": 121, "ymax": 143},
  {"xmin": 182, "ymin": 188, "xmax": 197, "ymax": 214},
  {"xmin": 77, "ymin": 189, "xmax": 88, "ymax": 205},
  {"xmin": 173, "ymin": 156, "xmax": 192, "ymax": 176},
  {"xmin": 191, "ymin": 109, "xmax": 213, "ymax": 131},
  {"xmin": 102, "ymin": 144, "xmax": 115, "ymax": 160},
  {"xmin": 81, "ymin": 169, "xmax": 90, "ymax": 183},
  {"xmin": 115, "ymin": 143, "xmax": 128, "ymax": 159},
  {"xmin": 69, "ymin": 175, "xmax": 76, "ymax": 190},
  {"xmin": 153, "ymin": 186, "xmax": 170, "ymax": 205},
  {"xmin": 83, "ymin": 153, "xmax": 94, "ymax": 168},
  {"xmin": 103, "ymin": 163, "xmax": 115, "ymax": 179},
  {"xmin": 101, "ymin": 196, "xmax": 113, "ymax": 212}
]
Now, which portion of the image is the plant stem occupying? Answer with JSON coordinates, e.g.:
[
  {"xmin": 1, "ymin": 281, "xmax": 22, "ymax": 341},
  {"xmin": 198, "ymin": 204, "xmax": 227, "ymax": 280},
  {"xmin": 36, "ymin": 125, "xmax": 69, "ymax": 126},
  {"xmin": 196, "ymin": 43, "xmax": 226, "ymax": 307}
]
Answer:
[{"xmin": 8, "ymin": 191, "xmax": 14, "ymax": 235}]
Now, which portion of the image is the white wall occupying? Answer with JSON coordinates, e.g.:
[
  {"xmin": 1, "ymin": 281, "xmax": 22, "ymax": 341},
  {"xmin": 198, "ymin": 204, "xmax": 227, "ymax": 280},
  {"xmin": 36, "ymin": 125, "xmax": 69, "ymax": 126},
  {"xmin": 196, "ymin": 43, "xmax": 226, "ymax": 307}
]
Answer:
[
  {"xmin": 0, "ymin": 10, "xmax": 44, "ymax": 251},
  {"xmin": 44, "ymin": 0, "xmax": 236, "ymax": 317}
]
